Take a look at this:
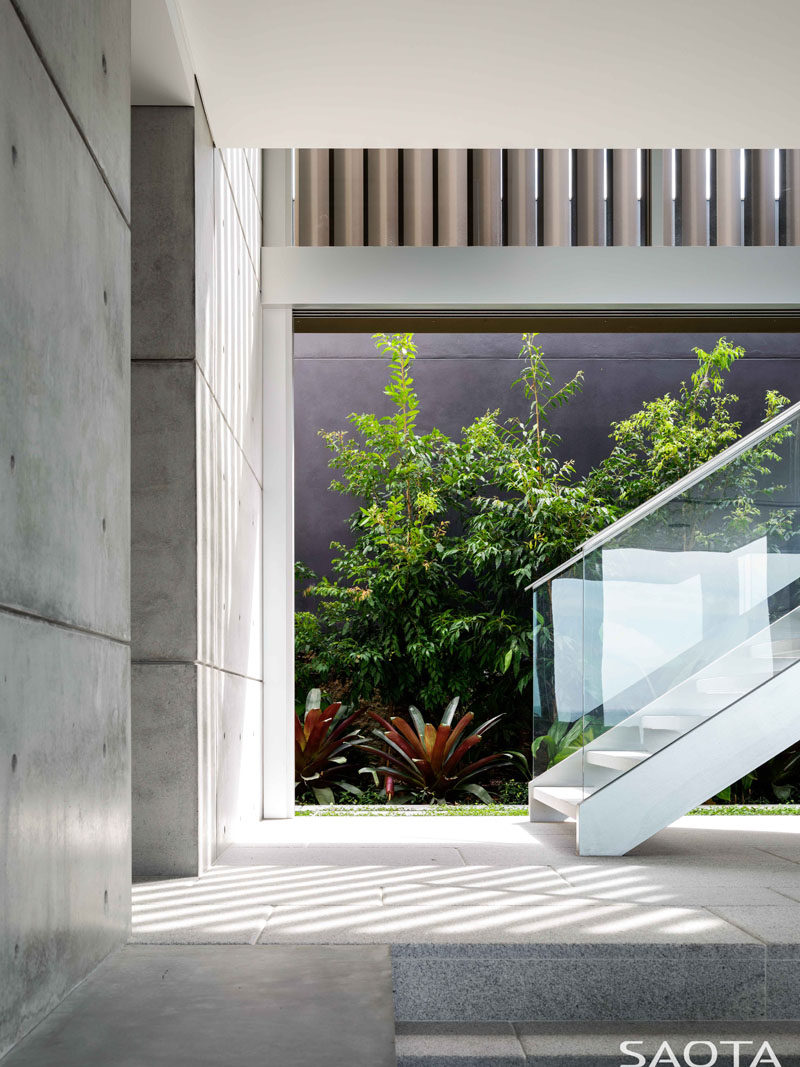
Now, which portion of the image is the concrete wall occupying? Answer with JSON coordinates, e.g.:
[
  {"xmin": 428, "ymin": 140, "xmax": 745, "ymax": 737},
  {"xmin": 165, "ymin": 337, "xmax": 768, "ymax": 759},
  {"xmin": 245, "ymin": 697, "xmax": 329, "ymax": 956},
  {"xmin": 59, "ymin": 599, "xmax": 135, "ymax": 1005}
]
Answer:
[
  {"xmin": 0, "ymin": 0, "xmax": 131, "ymax": 1057},
  {"xmin": 294, "ymin": 331, "xmax": 800, "ymax": 581},
  {"xmin": 131, "ymin": 96, "xmax": 262, "ymax": 879}
]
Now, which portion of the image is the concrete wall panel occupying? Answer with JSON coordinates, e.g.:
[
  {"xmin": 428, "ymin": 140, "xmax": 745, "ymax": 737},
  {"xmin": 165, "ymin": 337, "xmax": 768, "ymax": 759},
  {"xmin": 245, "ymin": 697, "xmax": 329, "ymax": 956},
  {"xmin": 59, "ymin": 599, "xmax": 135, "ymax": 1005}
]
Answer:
[
  {"xmin": 220, "ymin": 146, "xmax": 261, "ymax": 276},
  {"xmin": 2, "ymin": 3, "xmax": 129, "ymax": 1053},
  {"xmin": 0, "ymin": 612, "xmax": 130, "ymax": 1058},
  {"xmin": 132, "ymin": 105, "xmax": 262, "ymax": 874},
  {"xmin": 131, "ymin": 362, "xmax": 197, "ymax": 662},
  {"xmin": 207, "ymin": 667, "xmax": 262, "ymax": 850},
  {"xmin": 195, "ymin": 93, "xmax": 215, "ymax": 386},
  {"xmin": 13, "ymin": 0, "xmax": 130, "ymax": 218},
  {"xmin": 197, "ymin": 378, "xmax": 262, "ymax": 682},
  {"xmin": 200, "ymin": 151, "xmax": 262, "ymax": 483},
  {"xmin": 131, "ymin": 663, "xmax": 199, "ymax": 879},
  {"xmin": 0, "ymin": 0, "xmax": 130, "ymax": 639},
  {"xmin": 131, "ymin": 107, "xmax": 195, "ymax": 360}
]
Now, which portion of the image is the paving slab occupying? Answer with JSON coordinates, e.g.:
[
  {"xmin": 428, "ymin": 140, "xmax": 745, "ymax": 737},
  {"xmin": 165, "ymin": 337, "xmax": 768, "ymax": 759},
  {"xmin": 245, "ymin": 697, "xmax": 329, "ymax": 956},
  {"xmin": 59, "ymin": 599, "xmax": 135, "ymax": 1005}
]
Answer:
[
  {"xmin": 218, "ymin": 844, "xmax": 467, "ymax": 867},
  {"xmin": 381, "ymin": 883, "xmax": 584, "ymax": 907},
  {"xmin": 707, "ymin": 905, "xmax": 800, "ymax": 957},
  {"xmin": 255, "ymin": 901, "xmax": 757, "ymax": 945},
  {"xmin": 396, "ymin": 1022, "xmax": 525, "ymax": 1066},
  {"xmin": 2, "ymin": 945, "xmax": 396, "ymax": 1067},
  {"xmin": 515, "ymin": 1022, "xmax": 800, "ymax": 1066}
]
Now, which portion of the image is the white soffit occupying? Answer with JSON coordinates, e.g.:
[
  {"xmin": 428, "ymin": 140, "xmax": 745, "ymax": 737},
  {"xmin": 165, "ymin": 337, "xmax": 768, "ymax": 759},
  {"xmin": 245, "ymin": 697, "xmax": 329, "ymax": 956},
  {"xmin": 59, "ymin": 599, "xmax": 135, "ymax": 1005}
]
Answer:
[
  {"xmin": 175, "ymin": 0, "xmax": 800, "ymax": 148},
  {"xmin": 131, "ymin": 0, "xmax": 194, "ymax": 106}
]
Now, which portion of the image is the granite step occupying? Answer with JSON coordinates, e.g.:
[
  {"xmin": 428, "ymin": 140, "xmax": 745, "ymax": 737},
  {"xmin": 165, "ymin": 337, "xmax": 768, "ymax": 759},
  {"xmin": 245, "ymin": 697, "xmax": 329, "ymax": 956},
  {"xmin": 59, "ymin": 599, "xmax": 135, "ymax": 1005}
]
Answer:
[
  {"xmin": 390, "ymin": 940, "xmax": 796, "ymax": 1025},
  {"xmin": 396, "ymin": 1022, "xmax": 800, "ymax": 1066}
]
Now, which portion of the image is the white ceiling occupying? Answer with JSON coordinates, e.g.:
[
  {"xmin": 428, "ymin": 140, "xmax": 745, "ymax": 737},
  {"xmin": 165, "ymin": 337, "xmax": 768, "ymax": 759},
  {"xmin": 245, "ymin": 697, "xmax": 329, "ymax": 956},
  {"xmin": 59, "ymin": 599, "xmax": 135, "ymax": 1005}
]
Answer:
[
  {"xmin": 131, "ymin": 0, "xmax": 194, "ymax": 106},
  {"xmin": 133, "ymin": 0, "xmax": 800, "ymax": 148}
]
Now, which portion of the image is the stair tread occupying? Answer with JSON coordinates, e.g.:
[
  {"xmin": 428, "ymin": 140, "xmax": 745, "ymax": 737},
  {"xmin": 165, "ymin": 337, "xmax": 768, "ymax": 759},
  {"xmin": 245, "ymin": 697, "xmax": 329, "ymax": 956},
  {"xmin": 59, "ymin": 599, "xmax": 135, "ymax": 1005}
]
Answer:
[
  {"xmin": 533, "ymin": 785, "xmax": 591, "ymax": 800},
  {"xmin": 586, "ymin": 749, "xmax": 647, "ymax": 759}
]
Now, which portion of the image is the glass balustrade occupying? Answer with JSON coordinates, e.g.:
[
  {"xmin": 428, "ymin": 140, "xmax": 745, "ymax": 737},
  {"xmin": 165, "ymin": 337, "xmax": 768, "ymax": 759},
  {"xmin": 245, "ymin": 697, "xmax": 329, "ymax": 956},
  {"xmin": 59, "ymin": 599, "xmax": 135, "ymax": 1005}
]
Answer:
[{"xmin": 532, "ymin": 401, "xmax": 800, "ymax": 806}]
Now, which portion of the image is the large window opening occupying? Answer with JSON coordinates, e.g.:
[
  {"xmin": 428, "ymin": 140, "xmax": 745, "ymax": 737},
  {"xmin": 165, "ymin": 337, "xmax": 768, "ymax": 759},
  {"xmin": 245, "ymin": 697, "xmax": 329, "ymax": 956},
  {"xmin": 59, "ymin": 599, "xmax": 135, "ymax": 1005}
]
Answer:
[{"xmin": 290, "ymin": 316, "xmax": 800, "ymax": 813}]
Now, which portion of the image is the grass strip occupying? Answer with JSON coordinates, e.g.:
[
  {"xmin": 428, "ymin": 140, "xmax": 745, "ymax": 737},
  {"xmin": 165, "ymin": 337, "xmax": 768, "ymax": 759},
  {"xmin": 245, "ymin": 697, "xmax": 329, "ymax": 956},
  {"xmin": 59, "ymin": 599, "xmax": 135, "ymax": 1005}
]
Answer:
[{"xmin": 295, "ymin": 803, "xmax": 800, "ymax": 817}]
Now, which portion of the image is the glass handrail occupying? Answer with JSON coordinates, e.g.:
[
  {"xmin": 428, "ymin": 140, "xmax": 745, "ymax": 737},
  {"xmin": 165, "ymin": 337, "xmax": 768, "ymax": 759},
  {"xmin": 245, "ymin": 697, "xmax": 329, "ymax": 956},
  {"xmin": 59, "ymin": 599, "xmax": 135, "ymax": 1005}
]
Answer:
[
  {"xmin": 532, "ymin": 399, "xmax": 800, "ymax": 808},
  {"xmin": 528, "ymin": 398, "xmax": 800, "ymax": 593}
]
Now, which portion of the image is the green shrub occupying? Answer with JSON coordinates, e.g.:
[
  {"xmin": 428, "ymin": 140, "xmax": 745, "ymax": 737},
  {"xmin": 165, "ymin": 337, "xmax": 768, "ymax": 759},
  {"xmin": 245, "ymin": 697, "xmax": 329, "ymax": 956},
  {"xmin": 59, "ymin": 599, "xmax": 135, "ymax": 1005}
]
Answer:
[
  {"xmin": 587, "ymin": 337, "xmax": 790, "ymax": 517},
  {"xmin": 296, "ymin": 333, "xmax": 609, "ymax": 730}
]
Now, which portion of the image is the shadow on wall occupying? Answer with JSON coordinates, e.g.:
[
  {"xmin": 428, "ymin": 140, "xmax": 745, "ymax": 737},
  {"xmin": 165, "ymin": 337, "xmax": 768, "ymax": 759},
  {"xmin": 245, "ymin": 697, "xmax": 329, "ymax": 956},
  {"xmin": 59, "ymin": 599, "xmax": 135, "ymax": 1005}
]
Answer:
[{"xmin": 197, "ymin": 142, "xmax": 264, "ymax": 858}]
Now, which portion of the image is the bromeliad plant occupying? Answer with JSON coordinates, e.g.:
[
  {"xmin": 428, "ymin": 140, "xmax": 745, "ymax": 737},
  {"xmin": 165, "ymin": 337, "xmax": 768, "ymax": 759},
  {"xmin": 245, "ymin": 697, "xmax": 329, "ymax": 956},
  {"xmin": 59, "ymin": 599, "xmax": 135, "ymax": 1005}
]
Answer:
[
  {"xmin": 531, "ymin": 716, "xmax": 600, "ymax": 773},
  {"xmin": 295, "ymin": 688, "xmax": 365, "ymax": 804},
  {"xmin": 360, "ymin": 696, "xmax": 516, "ymax": 803}
]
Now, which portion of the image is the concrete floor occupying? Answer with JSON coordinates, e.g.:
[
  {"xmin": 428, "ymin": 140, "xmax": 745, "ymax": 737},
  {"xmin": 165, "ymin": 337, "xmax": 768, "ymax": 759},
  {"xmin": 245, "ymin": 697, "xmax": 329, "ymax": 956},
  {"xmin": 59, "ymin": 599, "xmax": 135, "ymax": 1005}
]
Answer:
[
  {"xmin": 1, "ymin": 945, "xmax": 396, "ymax": 1067},
  {"xmin": 132, "ymin": 815, "xmax": 800, "ymax": 947},
  {"xmin": 7, "ymin": 816, "xmax": 800, "ymax": 1065},
  {"xmin": 129, "ymin": 814, "xmax": 800, "ymax": 1025}
]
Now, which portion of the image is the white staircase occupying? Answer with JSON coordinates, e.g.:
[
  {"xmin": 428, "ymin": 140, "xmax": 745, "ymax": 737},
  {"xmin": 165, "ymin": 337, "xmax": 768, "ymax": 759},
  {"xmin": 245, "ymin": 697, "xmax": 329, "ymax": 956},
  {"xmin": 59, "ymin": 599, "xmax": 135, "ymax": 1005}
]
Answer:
[
  {"xmin": 531, "ymin": 615, "xmax": 800, "ymax": 854},
  {"xmin": 528, "ymin": 399, "xmax": 800, "ymax": 856}
]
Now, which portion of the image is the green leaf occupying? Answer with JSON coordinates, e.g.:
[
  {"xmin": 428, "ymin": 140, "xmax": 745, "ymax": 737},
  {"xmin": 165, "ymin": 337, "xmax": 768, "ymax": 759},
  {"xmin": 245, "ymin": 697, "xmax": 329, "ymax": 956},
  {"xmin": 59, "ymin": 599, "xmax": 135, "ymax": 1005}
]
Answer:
[
  {"xmin": 337, "ymin": 781, "xmax": 363, "ymax": 796},
  {"xmin": 312, "ymin": 786, "xmax": 335, "ymax": 805},
  {"xmin": 408, "ymin": 705, "xmax": 427, "ymax": 741},
  {"xmin": 460, "ymin": 783, "xmax": 494, "ymax": 804},
  {"xmin": 440, "ymin": 696, "xmax": 460, "ymax": 727},
  {"xmin": 306, "ymin": 688, "xmax": 321, "ymax": 713}
]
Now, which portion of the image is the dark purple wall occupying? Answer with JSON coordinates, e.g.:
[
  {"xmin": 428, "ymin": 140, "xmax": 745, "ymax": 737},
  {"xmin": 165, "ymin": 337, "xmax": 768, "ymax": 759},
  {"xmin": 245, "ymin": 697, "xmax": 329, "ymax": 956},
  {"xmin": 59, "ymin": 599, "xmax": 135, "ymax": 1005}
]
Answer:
[{"xmin": 294, "ymin": 332, "xmax": 800, "ymax": 582}]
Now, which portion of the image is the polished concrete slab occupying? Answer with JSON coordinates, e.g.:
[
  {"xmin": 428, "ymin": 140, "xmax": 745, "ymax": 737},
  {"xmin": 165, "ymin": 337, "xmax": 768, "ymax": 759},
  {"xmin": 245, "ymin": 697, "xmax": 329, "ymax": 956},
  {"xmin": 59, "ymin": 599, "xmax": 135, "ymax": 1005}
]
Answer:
[{"xmin": 1, "ymin": 945, "xmax": 396, "ymax": 1067}]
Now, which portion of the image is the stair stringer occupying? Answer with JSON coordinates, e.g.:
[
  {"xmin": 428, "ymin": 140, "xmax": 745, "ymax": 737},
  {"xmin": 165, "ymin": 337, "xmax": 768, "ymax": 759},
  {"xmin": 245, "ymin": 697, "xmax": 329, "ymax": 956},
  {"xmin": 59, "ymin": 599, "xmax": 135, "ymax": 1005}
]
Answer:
[{"xmin": 575, "ymin": 661, "xmax": 800, "ymax": 856}]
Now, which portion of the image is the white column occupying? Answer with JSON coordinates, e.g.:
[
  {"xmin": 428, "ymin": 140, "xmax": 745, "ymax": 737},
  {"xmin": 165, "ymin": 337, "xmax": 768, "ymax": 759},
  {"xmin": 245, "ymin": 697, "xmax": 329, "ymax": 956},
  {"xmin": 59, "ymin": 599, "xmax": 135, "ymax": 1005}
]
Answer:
[
  {"xmin": 262, "ymin": 306, "xmax": 294, "ymax": 819},
  {"xmin": 261, "ymin": 149, "xmax": 295, "ymax": 818}
]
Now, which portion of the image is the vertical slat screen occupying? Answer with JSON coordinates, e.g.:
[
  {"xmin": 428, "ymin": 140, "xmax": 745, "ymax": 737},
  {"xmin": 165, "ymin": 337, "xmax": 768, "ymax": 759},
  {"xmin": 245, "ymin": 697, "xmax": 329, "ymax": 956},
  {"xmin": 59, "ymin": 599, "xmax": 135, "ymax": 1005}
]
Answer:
[
  {"xmin": 437, "ymin": 149, "xmax": 469, "ymax": 246},
  {"xmin": 663, "ymin": 149, "xmax": 675, "ymax": 247},
  {"xmin": 332, "ymin": 149, "xmax": 364, "ymax": 246},
  {"xmin": 403, "ymin": 149, "xmax": 434, "ymax": 246},
  {"xmin": 292, "ymin": 145, "xmax": 795, "ymax": 248},
  {"xmin": 505, "ymin": 149, "xmax": 536, "ymax": 246},
  {"xmin": 679, "ymin": 149, "xmax": 709, "ymax": 246},
  {"xmin": 296, "ymin": 149, "xmax": 329, "ymax": 246},
  {"xmin": 367, "ymin": 149, "xmax": 398, "ymax": 247},
  {"xmin": 611, "ymin": 149, "xmax": 639, "ymax": 246},
  {"xmin": 471, "ymin": 149, "xmax": 502, "ymax": 245},
  {"xmin": 575, "ymin": 149, "xmax": 605, "ymax": 246},
  {"xmin": 540, "ymin": 149, "xmax": 571, "ymax": 246},
  {"xmin": 785, "ymin": 149, "xmax": 800, "ymax": 246},
  {"xmin": 716, "ymin": 149, "xmax": 743, "ymax": 246},
  {"xmin": 750, "ymin": 149, "xmax": 778, "ymax": 246}
]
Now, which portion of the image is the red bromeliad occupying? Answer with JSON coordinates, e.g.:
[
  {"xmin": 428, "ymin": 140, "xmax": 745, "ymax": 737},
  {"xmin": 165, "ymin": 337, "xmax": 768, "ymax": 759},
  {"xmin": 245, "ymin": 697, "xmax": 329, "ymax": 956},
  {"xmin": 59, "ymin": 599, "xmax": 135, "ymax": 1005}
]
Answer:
[
  {"xmin": 360, "ymin": 697, "xmax": 513, "ymax": 803},
  {"xmin": 295, "ymin": 689, "xmax": 365, "ymax": 804}
]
